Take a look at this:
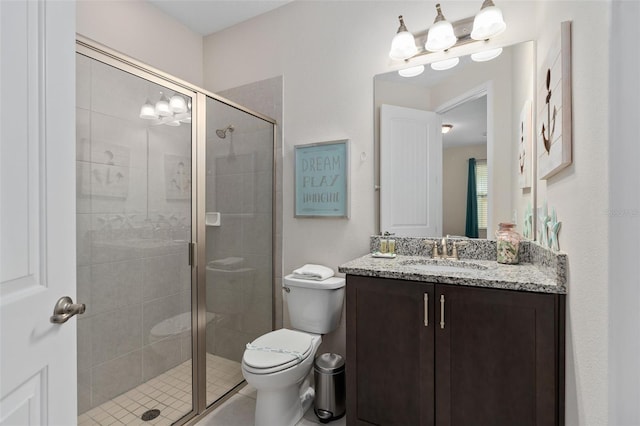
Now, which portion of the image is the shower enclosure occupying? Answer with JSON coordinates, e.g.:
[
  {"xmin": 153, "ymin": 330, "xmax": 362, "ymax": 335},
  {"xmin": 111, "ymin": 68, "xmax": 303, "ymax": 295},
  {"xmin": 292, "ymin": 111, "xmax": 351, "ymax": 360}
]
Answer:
[{"xmin": 76, "ymin": 39, "xmax": 275, "ymax": 425}]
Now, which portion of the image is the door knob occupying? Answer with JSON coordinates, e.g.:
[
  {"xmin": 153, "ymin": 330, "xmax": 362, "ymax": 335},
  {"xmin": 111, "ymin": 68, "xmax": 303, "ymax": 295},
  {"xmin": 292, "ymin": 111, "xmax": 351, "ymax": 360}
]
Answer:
[{"xmin": 50, "ymin": 296, "xmax": 86, "ymax": 324}]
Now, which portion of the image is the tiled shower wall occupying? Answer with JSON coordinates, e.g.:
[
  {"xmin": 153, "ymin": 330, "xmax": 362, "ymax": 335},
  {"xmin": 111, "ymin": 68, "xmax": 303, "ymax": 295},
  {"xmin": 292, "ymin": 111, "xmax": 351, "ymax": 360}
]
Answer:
[
  {"xmin": 204, "ymin": 94, "xmax": 277, "ymax": 363},
  {"xmin": 76, "ymin": 55, "xmax": 193, "ymax": 414},
  {"xmin": 218, "ymin": 77, "xmax": 284, "ymax": 330}
]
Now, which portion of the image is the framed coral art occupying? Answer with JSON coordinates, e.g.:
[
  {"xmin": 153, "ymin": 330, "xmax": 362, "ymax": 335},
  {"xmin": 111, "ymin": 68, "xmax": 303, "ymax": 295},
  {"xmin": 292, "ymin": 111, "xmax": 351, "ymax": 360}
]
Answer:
[
  {"xmin": 537, "ymin": 21, "xmax": 572, "ymax": 180},
  {"xmin": 518, "ymin": 100, "xmax": 533, "ymax": 189}
]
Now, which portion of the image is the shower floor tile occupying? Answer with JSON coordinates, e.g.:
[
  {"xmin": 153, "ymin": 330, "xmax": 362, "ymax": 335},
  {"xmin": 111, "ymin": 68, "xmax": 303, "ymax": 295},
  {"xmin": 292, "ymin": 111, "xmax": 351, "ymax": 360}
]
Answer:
[{"xmin": 79, "ymin": 353, "xmax": 243, "ymax": 426}]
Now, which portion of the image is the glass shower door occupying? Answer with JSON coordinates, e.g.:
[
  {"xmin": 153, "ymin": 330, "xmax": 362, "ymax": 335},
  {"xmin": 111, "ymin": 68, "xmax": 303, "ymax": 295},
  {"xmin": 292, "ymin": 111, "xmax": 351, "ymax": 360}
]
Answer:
[
  {"xmin": 76, "ymin": 52, "xmax": 195, "ymax": 425},
  {"xmin": 204, "ymin": 96, "xmax": 274, "ymax": 407}
]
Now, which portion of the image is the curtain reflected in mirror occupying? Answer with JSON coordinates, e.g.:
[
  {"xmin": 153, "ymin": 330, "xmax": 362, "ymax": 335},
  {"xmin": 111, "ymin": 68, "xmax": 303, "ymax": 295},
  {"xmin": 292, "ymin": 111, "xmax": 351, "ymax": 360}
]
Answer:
[{"xmin": 375, "ymin": 41, "xmax": 536, "ymax": 239}]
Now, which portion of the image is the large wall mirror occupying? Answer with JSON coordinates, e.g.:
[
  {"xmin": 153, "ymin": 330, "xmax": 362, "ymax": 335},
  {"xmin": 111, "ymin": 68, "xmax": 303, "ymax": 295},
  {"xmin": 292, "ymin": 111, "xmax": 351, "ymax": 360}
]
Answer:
[{"xmin": 374, "ymin": 41, "xmax": 536, "ymax": 240}]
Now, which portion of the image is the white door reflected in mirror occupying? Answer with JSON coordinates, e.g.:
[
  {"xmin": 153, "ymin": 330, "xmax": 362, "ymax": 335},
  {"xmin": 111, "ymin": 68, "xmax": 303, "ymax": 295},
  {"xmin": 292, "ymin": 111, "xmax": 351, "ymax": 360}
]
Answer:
[{"xmin": 374, "ymin": 41, "xmax": 536, "ymax": 239}]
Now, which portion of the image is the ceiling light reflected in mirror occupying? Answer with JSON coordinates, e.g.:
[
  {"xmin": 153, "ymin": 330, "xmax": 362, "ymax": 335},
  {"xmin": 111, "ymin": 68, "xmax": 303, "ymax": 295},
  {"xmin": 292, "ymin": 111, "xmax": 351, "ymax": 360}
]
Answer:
[
  {"xmin": 431, "ymin": 57, "xmax": 460, "ymax": 71},
  {"xmin": 139, "ymin": 91, "xmax": 192, "ymax": 126},
  {"xmin": 399, "ymin": 64, "xmax": 425, "ymax": 78},
  {"xmin": 471, "ymin": 47, "xmax": 503, "ymax": 62}
]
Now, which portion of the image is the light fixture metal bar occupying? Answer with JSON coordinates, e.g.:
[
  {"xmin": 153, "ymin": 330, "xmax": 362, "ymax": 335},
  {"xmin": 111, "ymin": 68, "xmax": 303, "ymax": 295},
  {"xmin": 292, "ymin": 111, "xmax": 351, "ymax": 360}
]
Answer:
[{"xmin": 408, "ymin": 16, "xmax": 477, "ymax": 59}]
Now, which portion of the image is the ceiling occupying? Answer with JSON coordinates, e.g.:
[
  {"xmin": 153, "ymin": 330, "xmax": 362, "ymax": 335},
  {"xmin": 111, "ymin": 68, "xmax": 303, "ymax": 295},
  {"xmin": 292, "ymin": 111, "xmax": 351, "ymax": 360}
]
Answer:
[
  {"xmin": 151, "ymin": 0, "xmax": 486, "ymax": 149},
  {"xmin": 376, "ymin": 55, "xmax": 474, "ymax": 89},
  {"xmin": 441, "ymin": 95, "xmax": 487, "ymax": 148},
  {"xmin": 147, "ymin": 0, "xmax": 292, "ymax": 36}
]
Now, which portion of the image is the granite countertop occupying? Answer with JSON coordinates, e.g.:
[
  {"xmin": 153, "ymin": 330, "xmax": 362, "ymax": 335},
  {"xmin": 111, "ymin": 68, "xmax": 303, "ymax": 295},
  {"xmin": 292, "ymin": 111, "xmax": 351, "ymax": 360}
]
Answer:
[{"xmin": 338, "ymin": 253, "xmax": 566, "ymax": 294}]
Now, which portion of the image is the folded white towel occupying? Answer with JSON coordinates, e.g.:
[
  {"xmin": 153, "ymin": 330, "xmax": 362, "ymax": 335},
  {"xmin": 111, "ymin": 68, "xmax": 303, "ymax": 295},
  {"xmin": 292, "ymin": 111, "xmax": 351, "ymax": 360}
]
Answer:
[
  {"xmin": 208, "ymin": 257, "xmax": 244, "ymax": 270},
  {"xmin": 292, "ymin": 264, "xmax": 335, "ymax": 281}
]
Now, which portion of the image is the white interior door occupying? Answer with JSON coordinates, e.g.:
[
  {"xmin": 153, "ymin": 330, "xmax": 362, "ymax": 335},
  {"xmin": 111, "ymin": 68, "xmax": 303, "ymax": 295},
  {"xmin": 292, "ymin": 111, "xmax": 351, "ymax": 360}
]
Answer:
[
  {"xmin": 380, "ymin": 104, "xmax": 442, "ymax": 237},
  {"xmin": 1, "ymin": 1, "xmax": 77, "ymax": 424}
]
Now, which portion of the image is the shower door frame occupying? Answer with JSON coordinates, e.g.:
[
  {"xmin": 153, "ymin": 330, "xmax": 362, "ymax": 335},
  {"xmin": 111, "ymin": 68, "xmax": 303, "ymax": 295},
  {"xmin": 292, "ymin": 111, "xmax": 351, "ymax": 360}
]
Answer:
[{"xmin": 76, "ymin": 36, "xmax": 277, "ymax": 426}]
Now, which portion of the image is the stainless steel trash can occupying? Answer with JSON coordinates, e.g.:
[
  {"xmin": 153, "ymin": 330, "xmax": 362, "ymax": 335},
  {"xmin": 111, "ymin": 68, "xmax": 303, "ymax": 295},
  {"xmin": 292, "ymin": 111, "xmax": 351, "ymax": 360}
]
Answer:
[{"xmin": 314, "ymin": 353, "xmax": 346, "ymax": 423}]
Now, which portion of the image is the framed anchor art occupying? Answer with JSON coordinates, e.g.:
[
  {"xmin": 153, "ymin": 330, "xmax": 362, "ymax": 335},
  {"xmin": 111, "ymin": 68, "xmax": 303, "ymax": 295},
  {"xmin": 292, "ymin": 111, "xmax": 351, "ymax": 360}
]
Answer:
[{"xmin": 537, "ymin": 21, "xmax": 573, "ymax": 180}]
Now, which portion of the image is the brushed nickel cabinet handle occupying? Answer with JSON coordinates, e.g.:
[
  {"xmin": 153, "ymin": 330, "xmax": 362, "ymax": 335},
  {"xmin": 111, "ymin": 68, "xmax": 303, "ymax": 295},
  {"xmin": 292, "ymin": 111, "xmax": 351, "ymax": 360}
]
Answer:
[
  {"xmin": 440, "ymin": 294, "xmax": 445, "ymax": 329},
  {"xmin": 424, "ymin": 293, "xmax": 429, "ymax": 327}
]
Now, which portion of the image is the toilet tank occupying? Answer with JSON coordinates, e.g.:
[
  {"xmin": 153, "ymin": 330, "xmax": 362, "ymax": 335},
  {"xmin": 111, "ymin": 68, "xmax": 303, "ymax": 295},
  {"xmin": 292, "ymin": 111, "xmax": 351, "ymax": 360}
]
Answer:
[{"xmin": 283, "ymin": 274, "xmax": 345, "ymax": 334}]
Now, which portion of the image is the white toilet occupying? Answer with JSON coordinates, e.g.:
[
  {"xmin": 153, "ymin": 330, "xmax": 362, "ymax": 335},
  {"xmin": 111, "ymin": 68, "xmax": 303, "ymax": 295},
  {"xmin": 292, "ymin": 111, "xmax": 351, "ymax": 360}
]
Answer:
[{"xmin": 241, "ymin": 273, "xmax": 345, "ymax": 426}]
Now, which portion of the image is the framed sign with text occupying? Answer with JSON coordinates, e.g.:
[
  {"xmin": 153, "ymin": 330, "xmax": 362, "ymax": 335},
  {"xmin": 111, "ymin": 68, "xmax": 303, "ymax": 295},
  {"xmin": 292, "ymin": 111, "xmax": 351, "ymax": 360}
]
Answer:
[{"xmin": 294, "ymin": 139, "xmax": 349, "ymax": 218}]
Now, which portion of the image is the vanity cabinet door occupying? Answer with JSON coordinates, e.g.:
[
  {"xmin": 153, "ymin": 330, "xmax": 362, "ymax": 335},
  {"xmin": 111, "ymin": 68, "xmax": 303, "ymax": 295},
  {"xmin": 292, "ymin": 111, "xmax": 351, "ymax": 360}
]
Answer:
[
  {"xmin": 346, "ymin": 276, "xmax": 435, "ymax": 426},
  {"xmin": 434, "ymin": 285, "xmax": 564, "ymax": 426}
]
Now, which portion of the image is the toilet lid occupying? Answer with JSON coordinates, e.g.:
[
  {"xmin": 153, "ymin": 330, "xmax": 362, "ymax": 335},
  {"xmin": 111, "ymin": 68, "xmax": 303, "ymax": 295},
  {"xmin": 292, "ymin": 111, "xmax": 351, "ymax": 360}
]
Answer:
[{"xmin": 243, "ymin": 329, "xmax": 313, "ymax": 371}]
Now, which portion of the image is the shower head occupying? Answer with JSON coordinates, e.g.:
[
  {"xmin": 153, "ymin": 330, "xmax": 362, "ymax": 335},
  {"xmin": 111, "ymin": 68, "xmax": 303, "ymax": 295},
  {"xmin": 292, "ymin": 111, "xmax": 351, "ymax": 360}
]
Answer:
[{"xmin": 216, "ymin": 125, "xmax": 235, "ymax": 139}]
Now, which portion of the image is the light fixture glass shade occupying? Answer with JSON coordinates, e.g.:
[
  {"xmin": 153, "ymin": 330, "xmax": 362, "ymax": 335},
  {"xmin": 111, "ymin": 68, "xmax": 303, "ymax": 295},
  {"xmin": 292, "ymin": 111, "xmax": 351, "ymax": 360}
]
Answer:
[
  {"xmin": 389, "ymin": 16, "xmax": 418, "ymax": 60},
  {"xmin": 425, "ymin": 20, "xmax": 457, "ymax": 52},
  {"xmin": 442, "ymin": 124, "xmax": 453, "ymax": 134},
  {"xmin": 155, "ymin": 93, "xmax": 171, "ymax": 117},
  {"xmin": 425, "ymin": 4, "xmax": 457, "ymax": 52},
  {"xmin": 174, "ymin": 112, "xmax": 190, "ymax": 121},
  {"xmin": 471, "ymin": 47, "xmax": 503, "ymax": 62},
  {"xmin": 169, "ymin": 95, "xmax": 187, "ymax": 113},
  {"xmin": 398, "ymin": 65, "xmax": 425, "ymax": 78},
  {"xmin": 162, "ymin": 115, "xmax": 180, "ymax": 126},
  {"xmin": 471, "ymin": 0, "xmax": 506, "ymax": 40},
  {"xmin": 139, "ymin": 101, "xmax": 158, "ymax": 119},
  {"xmin": 431, "ymin": 57, "xmax": 459, "ymax": 71}
]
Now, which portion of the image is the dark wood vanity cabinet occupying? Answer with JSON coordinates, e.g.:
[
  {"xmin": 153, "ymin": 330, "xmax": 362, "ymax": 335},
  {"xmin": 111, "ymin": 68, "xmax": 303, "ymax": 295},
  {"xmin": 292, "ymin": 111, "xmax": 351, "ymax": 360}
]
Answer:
[
  {"xmin": 346, "ymin": 275, "xmax": 565, "ymax": 426},
  {"xmin": 345, "ymin": 276, "xmax": 436, "ymax": 426}
]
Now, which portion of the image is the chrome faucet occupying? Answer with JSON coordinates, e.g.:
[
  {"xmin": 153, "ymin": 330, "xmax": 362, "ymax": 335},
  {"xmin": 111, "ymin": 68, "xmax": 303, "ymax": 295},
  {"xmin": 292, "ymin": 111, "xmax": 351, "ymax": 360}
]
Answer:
[
  {"xmin": 441, "ymin": 237, "xmax": 449, "ymax": 258},
  {"xmin": 424, "ymin": 237, "xmax": 450, "ymax": 259},
  {"xmin": 424, "ymin": 236, "xmax": 465, "ymax": 260}
]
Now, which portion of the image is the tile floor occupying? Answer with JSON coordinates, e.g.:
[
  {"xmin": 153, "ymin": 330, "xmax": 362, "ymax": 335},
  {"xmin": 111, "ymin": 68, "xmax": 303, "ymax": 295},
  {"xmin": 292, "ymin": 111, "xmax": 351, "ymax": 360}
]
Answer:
[
  {"xmin": 195, "ymin": 385, "xmax": 347, "ymax": 426},
  {"xmin": 78, "ymin": 354, "xmax": 244, "ymax": 426}
]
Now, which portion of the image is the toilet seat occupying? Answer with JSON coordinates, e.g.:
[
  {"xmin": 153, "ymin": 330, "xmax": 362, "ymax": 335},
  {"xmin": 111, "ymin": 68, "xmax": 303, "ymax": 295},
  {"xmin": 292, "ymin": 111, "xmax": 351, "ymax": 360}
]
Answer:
[{"xmin": 243, "ymin": 329, "xmax": 314, "ymax": 375}]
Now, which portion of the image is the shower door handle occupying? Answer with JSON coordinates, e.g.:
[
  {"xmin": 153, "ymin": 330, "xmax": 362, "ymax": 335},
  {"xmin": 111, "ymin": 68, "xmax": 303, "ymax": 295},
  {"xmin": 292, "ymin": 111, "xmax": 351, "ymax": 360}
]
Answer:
[{"xmin": 50, "ymin": 296, "xmax": 86, "ymax": 324}]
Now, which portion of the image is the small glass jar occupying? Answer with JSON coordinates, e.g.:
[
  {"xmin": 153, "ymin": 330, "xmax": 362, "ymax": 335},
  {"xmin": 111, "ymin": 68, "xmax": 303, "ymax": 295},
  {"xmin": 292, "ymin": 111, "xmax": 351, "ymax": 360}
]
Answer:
[
  {"xmin": 379, "ymin": 238, "xmax": 388, "ymax": 253},
  {"xmin": 496, "ymin": 223, "xmax": 521, "ymax": 264}
]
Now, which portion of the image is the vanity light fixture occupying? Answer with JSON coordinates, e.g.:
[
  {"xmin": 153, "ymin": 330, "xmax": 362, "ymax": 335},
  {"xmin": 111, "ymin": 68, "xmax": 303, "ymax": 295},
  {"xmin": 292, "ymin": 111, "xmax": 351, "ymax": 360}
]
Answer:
[
  {"xmin": 388, "ymin": 1, "xmax": 506, "ymax": 64},
  {"xmin": 389, "ymin": 15, "xmax": 418, "ymax": 60},
  {"xmin": 154, "ymin": 92, "xmax": 171, "ymax": 117},
  {"xmin": 140, "ymin": 92, "xmax": 192, "ymax": 126},
  {"xmin": 471, "ymin": 47, "xmax": 503, "ymax": 62},
  {"xmin": 470, "ymin": 0, "xmax": 507, "ymax": 41},
  {"xmin": 169, "ymin": 94, "xmax": 187, "ymax": 114},
  {"xmin": 431, "ymin": 57, "xmax": 460, "ymax": 71},
  {"xmin": 425, "ymin": 4, "xmax": 457, "ymax": 52},
  {"xmin": 442, "ymin": 124, "xmax": 454, "ymax": 134},
  {"xmin": 139, "ymin": 99, "xmax": 157, "ymax": 119},
  {"xmin": 398, "ymin": 64, "xmax": 425, "ymax": 77},
  {"xmin": 162, "ymin": 116, "xmax": 181, "ymax": 126}
]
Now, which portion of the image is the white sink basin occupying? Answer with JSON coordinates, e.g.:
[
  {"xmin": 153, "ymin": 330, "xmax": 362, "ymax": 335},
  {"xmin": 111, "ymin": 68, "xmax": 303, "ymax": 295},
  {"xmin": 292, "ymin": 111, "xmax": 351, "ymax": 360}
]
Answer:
[{"xmin": 401, "ymin": 259, "xmax": 488, "ymax": 274}]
